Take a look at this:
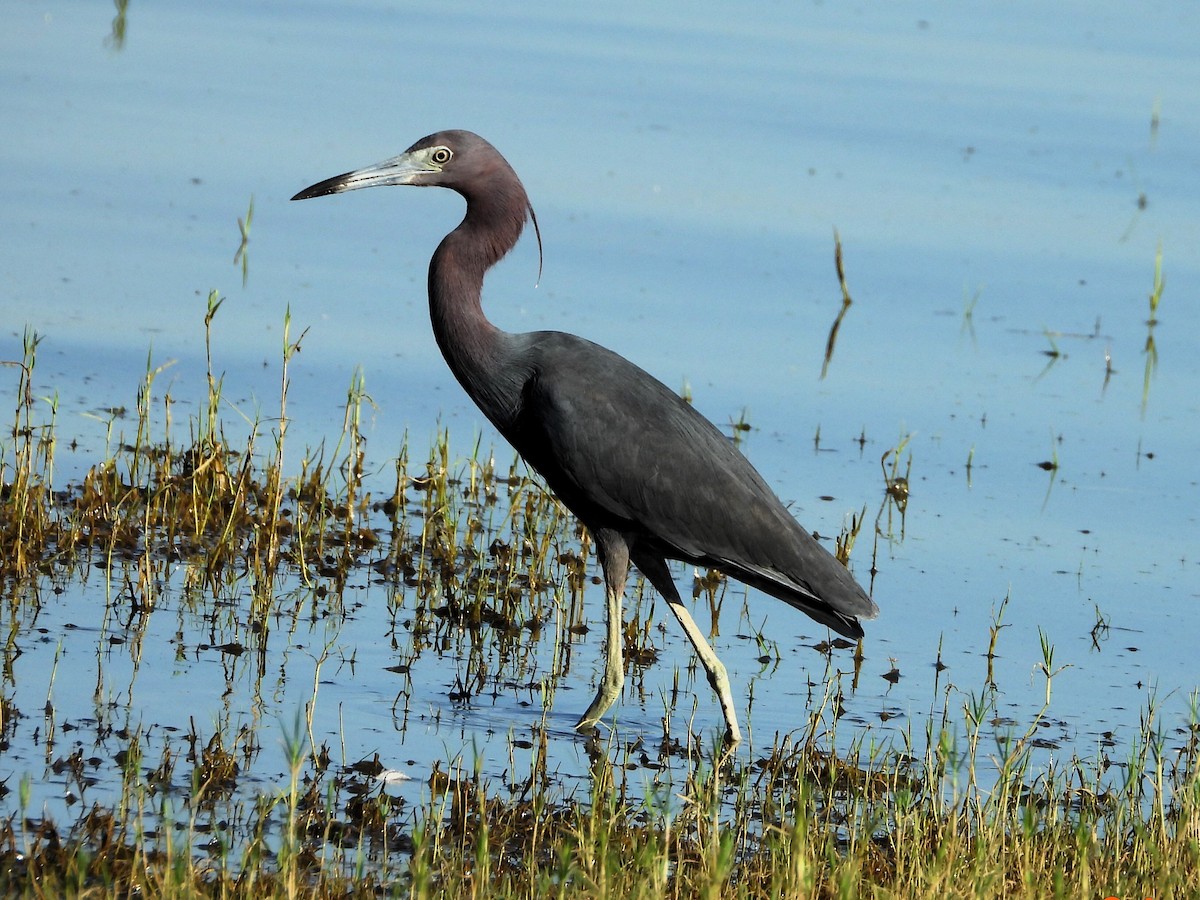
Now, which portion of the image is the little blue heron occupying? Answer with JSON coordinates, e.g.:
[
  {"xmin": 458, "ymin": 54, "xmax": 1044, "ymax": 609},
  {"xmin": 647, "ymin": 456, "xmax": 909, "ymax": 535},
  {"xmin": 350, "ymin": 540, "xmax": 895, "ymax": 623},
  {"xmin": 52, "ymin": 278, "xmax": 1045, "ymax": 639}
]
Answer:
[{"xmin": 292, "ymin": 130, "xmax": 878, "ymax": 744}]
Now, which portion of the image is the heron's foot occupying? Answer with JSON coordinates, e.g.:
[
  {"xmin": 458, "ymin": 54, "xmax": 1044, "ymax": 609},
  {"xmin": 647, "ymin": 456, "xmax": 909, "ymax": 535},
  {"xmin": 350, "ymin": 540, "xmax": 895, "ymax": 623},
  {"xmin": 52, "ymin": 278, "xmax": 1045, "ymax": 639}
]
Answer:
[
  {"xmin": 702, "ymin": 662, "xmax": 742, "ymax": 747},
  {"xmin": 574, "ymin": 692, "xmax": 615, "ymax": 733},
  {"xmin": 576, "ymin": 669, "xmax": 623, "ymax": 733},
  {"xmin": 574, "ymin": 709, "xmax": 603, "ymax": 733}
]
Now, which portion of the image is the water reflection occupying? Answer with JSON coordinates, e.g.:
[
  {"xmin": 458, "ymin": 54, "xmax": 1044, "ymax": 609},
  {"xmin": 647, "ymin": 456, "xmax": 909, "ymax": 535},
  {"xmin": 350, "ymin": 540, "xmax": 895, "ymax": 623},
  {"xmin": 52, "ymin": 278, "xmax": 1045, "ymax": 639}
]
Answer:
[{"xmin": 104, "ymin": 0, "xmax": 129, "ymax": 53}]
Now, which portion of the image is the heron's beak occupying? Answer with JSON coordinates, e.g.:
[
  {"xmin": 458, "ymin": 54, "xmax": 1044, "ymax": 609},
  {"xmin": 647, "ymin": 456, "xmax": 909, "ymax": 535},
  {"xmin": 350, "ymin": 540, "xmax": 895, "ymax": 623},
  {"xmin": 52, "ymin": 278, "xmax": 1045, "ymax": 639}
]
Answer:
[{"xmin": 291, "ymin": 151, "xmax": 435, "ymax": 201}]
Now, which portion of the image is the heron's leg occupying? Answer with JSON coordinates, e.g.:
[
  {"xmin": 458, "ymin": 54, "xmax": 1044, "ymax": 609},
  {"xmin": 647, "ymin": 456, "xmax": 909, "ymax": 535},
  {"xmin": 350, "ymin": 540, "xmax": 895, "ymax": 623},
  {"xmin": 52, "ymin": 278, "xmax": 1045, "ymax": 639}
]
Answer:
[
  {"xmin": 576, "ymin": 532, "xmax": 628, "ymax": 731},
  {"xmin": 632, "ymin": 551, "xmax": 742, "ymax": 746}
]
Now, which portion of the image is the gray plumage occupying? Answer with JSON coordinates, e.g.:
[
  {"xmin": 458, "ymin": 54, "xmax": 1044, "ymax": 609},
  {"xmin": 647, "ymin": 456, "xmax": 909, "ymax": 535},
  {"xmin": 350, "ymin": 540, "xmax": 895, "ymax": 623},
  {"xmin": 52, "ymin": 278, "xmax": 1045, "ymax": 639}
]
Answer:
[{"xmin": 293, "ymin": 130, "xmax": 878, "ymax": 743}]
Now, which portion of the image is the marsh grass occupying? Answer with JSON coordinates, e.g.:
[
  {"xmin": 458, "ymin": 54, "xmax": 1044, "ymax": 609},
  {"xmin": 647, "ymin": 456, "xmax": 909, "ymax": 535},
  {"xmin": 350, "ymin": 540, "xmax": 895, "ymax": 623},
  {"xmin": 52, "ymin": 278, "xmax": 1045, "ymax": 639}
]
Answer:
[
  {"xmin": 874, "ymin": 433, "xmax": 911, "ymax": 547},
  {"xmin": 1, "ymin": 313, "xmax": 1197, "ymax": 898}
]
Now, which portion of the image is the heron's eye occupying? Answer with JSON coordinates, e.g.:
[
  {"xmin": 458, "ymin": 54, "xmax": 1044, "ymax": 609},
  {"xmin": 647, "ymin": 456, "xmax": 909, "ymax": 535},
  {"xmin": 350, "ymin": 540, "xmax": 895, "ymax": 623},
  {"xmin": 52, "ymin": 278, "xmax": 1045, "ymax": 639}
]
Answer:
[{"xmin": 430, "ymin": 147, "xmax": 452, "ymax": 165}]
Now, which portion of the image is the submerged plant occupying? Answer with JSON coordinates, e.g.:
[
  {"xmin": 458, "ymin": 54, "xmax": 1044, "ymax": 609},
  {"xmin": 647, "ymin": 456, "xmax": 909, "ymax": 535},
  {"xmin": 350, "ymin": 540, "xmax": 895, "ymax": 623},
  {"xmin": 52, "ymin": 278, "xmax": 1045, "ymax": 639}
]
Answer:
[
  {"xmin": 1142, "ymin": 242, "xmax": 1164, "ymax": 415},
  {"xmin": 820, "ymin": 228, "xmax": 855, "ymax": 379}
]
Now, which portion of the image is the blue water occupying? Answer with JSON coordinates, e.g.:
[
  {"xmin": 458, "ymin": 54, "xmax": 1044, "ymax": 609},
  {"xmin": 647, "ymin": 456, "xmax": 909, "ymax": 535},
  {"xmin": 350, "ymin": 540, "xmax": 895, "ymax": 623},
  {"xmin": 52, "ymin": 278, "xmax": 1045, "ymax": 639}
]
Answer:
[{"xmin": 2, "ymin": 0, "xmax": 1198, "ymax": 836}]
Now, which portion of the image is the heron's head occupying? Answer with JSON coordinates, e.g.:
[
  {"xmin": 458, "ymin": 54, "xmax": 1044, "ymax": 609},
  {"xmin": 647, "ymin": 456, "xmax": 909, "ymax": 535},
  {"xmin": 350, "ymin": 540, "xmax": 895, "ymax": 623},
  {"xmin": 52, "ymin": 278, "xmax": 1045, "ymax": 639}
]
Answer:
[
  {"xmin": 292, "ymin": 129, "xmax": 542, "ymax": 279},
  {"xmin": 291, "ymin": 130, "xmax": 510, "ymax": 200}
]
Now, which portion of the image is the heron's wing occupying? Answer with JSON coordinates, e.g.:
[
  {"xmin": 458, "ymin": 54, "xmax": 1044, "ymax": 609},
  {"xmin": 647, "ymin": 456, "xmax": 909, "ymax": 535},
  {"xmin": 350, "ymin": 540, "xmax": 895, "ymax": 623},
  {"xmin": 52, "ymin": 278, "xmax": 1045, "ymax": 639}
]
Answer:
[{"xmin": 509, "ymin": 334, "xmax": 875, "ymax": 625}]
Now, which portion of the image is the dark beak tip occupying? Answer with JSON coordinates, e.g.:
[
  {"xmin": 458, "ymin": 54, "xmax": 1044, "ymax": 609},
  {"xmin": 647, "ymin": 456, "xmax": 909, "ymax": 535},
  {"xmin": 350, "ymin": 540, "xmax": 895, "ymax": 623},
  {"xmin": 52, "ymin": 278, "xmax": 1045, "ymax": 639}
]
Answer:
[{"xmin": 291, "ymin": 175, "xmax": 351, "ymax": 202}]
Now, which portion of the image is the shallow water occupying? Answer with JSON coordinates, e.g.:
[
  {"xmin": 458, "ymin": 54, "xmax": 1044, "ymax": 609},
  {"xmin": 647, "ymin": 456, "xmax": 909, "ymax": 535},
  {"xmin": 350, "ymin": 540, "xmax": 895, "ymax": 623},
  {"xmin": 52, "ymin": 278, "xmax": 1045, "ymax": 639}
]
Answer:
[{"xmin": 3, "ymin": 0, "xmax": 1198, "ymax": 840}]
